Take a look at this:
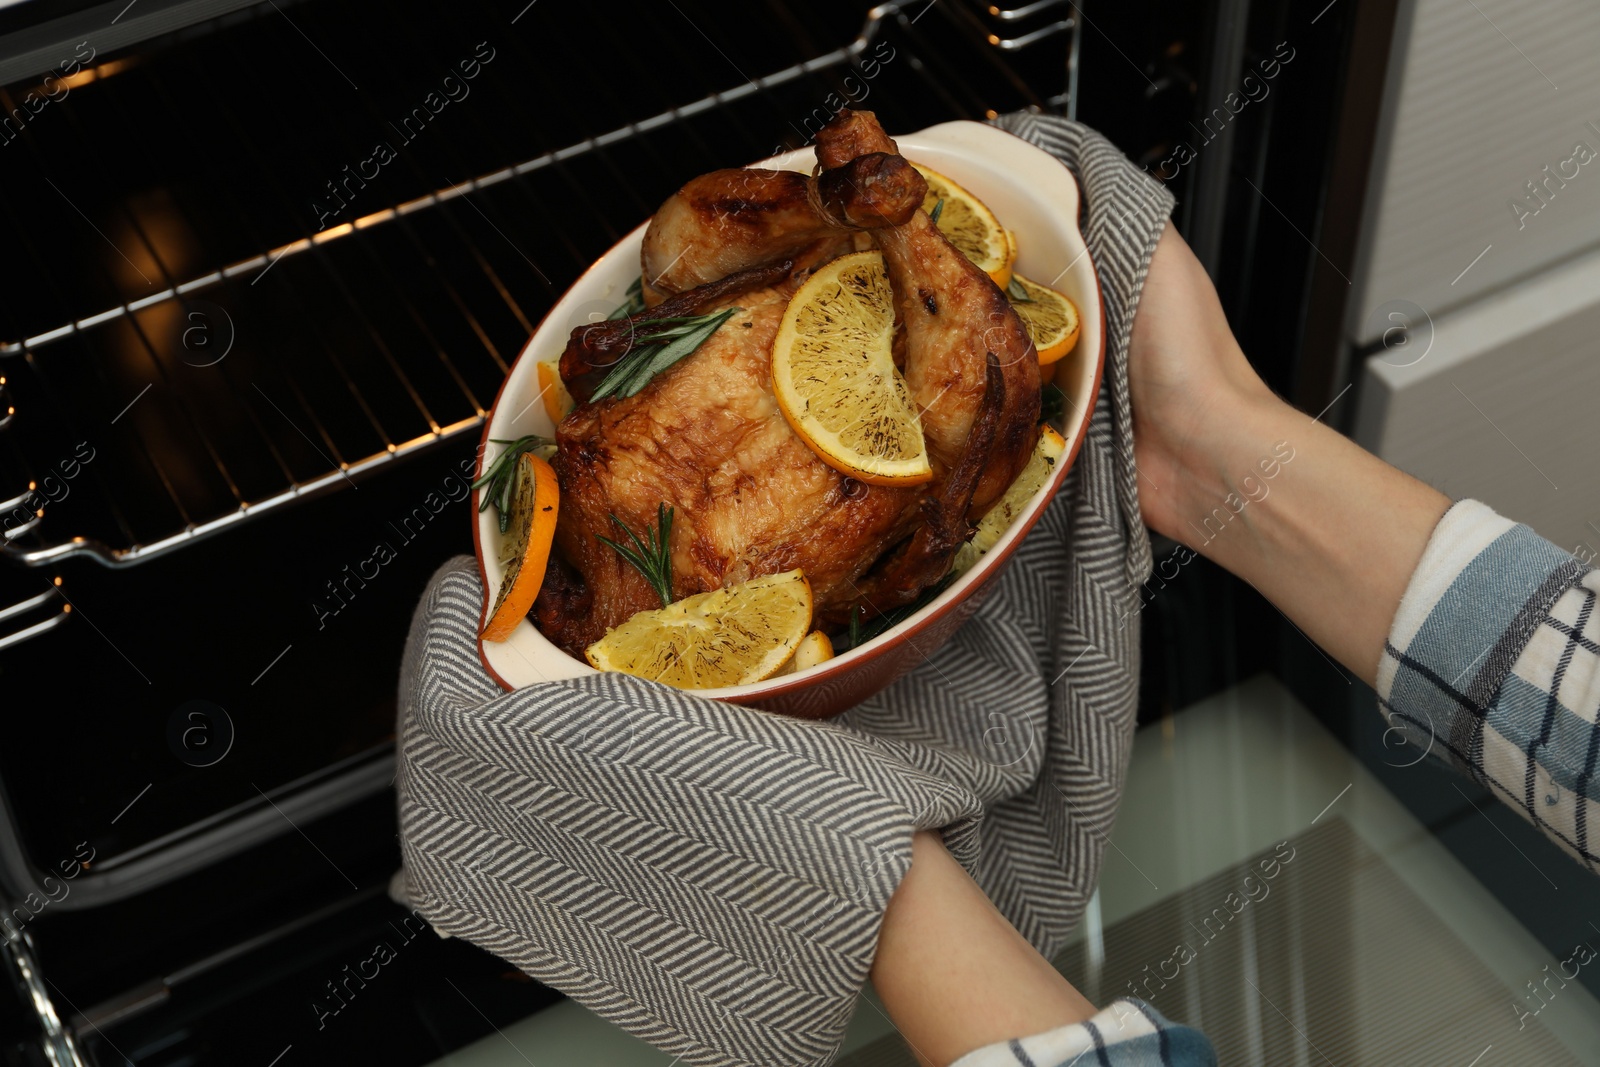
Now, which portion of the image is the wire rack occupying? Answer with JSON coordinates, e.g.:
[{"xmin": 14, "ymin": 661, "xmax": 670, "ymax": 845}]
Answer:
[{"xmin": 0, "ymin": 0, "xmax": 1075, "ymax": 587}]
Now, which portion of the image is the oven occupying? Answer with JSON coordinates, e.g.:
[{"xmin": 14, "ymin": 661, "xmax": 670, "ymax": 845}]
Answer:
[{"xmin": 4, "ymin": 1, "xmax": 1588, "ymax": 1065}]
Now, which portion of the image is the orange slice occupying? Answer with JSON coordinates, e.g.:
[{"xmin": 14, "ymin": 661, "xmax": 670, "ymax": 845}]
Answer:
[
  {"xmin": 778, "ymin": 630, "xmax": 835, "ymax": 675},
  {"xmin": 585, "ymin": 569, "xmax": 813, "ymax": 689},
  {"xmin": 914, "ymin": 164, "xmax": 1015, "ymax": 288},
  {"xmin": 537, "ymin": 358, "xmax": 575, "ymax": 424},
  {"xmin": 771, "ymin": 251, "xmax": 932, "ymax": 485},
  {"xmin": 1006, "ymin": 274, "xmax": 1080, "ymax": 365},
  {"xmin": 482, "ymin": 452, "xmax": 560, "ymax": 642},
  {"xmin": 952, "ymin": 425, "xmax": 1067, "ymax": 575}
]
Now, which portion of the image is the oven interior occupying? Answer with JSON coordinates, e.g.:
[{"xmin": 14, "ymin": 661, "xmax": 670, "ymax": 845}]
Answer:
[{"xmin": 0, "ymin": 0, "xmax": 1080, "ymax": 884}]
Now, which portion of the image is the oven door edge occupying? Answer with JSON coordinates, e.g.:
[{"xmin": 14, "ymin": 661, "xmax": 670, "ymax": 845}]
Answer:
[
  {"xmin": 0, "ymin": 0, "xmax": 260, "ymax": 85},
  {"xmin": 2, "ymin": 929, "xmax": 86, "ymax": 1066},
  {"xmin": 0, "ymin": 747, "xmax": 394, "ymax": 910}
]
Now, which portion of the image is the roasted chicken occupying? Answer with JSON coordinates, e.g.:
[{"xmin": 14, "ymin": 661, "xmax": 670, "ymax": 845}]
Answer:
[{"xmin": 536, "ymin": 110, "xmax": 1040, "ymax": 657}]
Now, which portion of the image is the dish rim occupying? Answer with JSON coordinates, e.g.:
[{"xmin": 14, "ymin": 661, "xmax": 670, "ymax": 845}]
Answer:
[{"xmin": 470, "ymin": 119, "xmax": 1106, "ymax": 701}]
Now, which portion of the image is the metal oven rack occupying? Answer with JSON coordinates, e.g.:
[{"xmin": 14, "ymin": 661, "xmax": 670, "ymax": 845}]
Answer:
[
  {"xmin": 0, "ymin": 0, "xmax": 1076, "ymax": 597},
  {"xmin": 0, "ymin": 0, "xmax": 1083, "ymax": 894},
  {"xmin": 0, "ymin": 2, "xmax": 1081, "ymax": 1060},
  {"xmin": 0, "ymin": 0, "xmax": 1082, "ymax": 845}
]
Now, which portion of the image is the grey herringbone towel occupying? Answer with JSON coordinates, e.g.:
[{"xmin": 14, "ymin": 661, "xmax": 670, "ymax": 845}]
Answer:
[{"xmin": 394, "ymin": 113, "xmax": 1173, "ymax": 1067}]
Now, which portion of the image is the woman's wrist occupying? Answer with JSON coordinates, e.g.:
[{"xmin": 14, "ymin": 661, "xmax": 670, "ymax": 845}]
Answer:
[
  {"xmin": 1133, "ymin": 332, "xmax": 1290, "ymax": 552},
  {"xmin": 1156, "ymin": 385, "xmax": 1299, "ymax": 551},
  {"xmin": 873, "ymin": 831, "xmax": 1096, "ymax": 1066}
]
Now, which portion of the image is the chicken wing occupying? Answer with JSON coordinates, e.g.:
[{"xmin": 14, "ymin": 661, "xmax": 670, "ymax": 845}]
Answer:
[{"xmin": 641, "ymin": 151, "xmax": 927, "ymax": 296}]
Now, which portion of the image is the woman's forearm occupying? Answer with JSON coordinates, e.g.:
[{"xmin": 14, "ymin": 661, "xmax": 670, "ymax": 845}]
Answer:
[
  {"xmin": 1153, "ymin": 387, "xmax": 1450, "ymax": 688},
  {"xmin": 1128, "ymin": 224, "xmax": 1451, "ymax": 688},
  {"xmin": 872, "ymin": 831, "xmax": 1096, "ymax": 1067}
]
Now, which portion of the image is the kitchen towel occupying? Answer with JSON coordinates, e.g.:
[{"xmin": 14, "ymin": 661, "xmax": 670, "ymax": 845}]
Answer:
[{"xmin": 392, "ymin": 112, "xmax": 1173, "ymax": 1067}]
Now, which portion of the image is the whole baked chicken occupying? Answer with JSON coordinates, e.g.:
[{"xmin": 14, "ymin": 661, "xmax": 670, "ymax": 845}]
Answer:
[{"xmin": 535, "ymin": 110, "xmax": 1040, "ymax": 657}]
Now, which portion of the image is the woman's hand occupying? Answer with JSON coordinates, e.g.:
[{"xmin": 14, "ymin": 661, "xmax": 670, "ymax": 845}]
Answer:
[
  {"xmin": 1126, "ymin": 224, "xmax": 1277, "ymax": 542},
  {"xmin": 1123, "ymin": 224, "xmax": 1450, "ymax": 685}
]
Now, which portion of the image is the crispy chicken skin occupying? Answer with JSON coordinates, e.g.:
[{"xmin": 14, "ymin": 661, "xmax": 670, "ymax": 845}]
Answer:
[
  {"xmin": 558, "ymin": 260, "xmax": 795, "ymax": 404},
  {"xmin": 537, "ymin": 110, "xmax": 1040, "ymax": 656},
  {"xmin": 641, "ymin": 152, "xmax": 927, "ymax": 296},
  {"xmin": 547, "ymin": 285, "xmax": 924, "ymax": 652}
]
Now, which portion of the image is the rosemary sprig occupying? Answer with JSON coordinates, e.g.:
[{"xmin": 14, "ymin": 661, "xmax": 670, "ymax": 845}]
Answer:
[
  {"xmin": 597, "ymin": 503, "xmax": 675, "ymax": 608},
  {"xmin": 833, "ymin": 577, "xmax": 955, "ymax": 654},
  {"xmin": 610, "ymin": 276, "xmax": 647, "ymax": 320},
  {"xmin": 928, "ymin": 197, "xmax": 945, "ymax": 226},
  {"xmin": 591, "ymin": 307, "xmax": 741, "ymax": 402},
  {"xmin": 1006, "ymin": 276, "xmax": 1033, "ymax": 302},
  {"xmin": 472, "ymin": 435, "xmax": 551, "ymax": 534}
]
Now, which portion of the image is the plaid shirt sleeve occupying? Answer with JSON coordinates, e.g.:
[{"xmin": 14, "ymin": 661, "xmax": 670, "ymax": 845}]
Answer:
[
  {"xmin": 950, "ymin": 999, "xmax": 1217, "ymax": 1066},
  {"xmin": 1378, "ymin": 499, "xmax": 1600, "ymax": 871}
]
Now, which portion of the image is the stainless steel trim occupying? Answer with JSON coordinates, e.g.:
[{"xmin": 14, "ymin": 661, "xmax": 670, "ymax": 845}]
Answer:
[
  {"xmin": 985, "ymin": 18, "xmax": 1073, "ymax": 51},
  {"xmin": 984, "ymin": 0, "xmax": 1070, "ymax": 22},
  {"xmin": 0, "ymin": 2, "xmax": 911, "ymax": 358},
  {"xmin": 0, "ymin": 583, "xmax": 68, "ymax": 651},
  {"xmin": 2, "ymin": 932, "xmax": 86, "ymax": 1067}
]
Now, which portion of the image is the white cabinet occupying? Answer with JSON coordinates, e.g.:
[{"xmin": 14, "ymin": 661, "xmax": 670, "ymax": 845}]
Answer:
[{"xmin": 1350, "ymin": 0, "xmax": 1600, "ymax": 552}]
